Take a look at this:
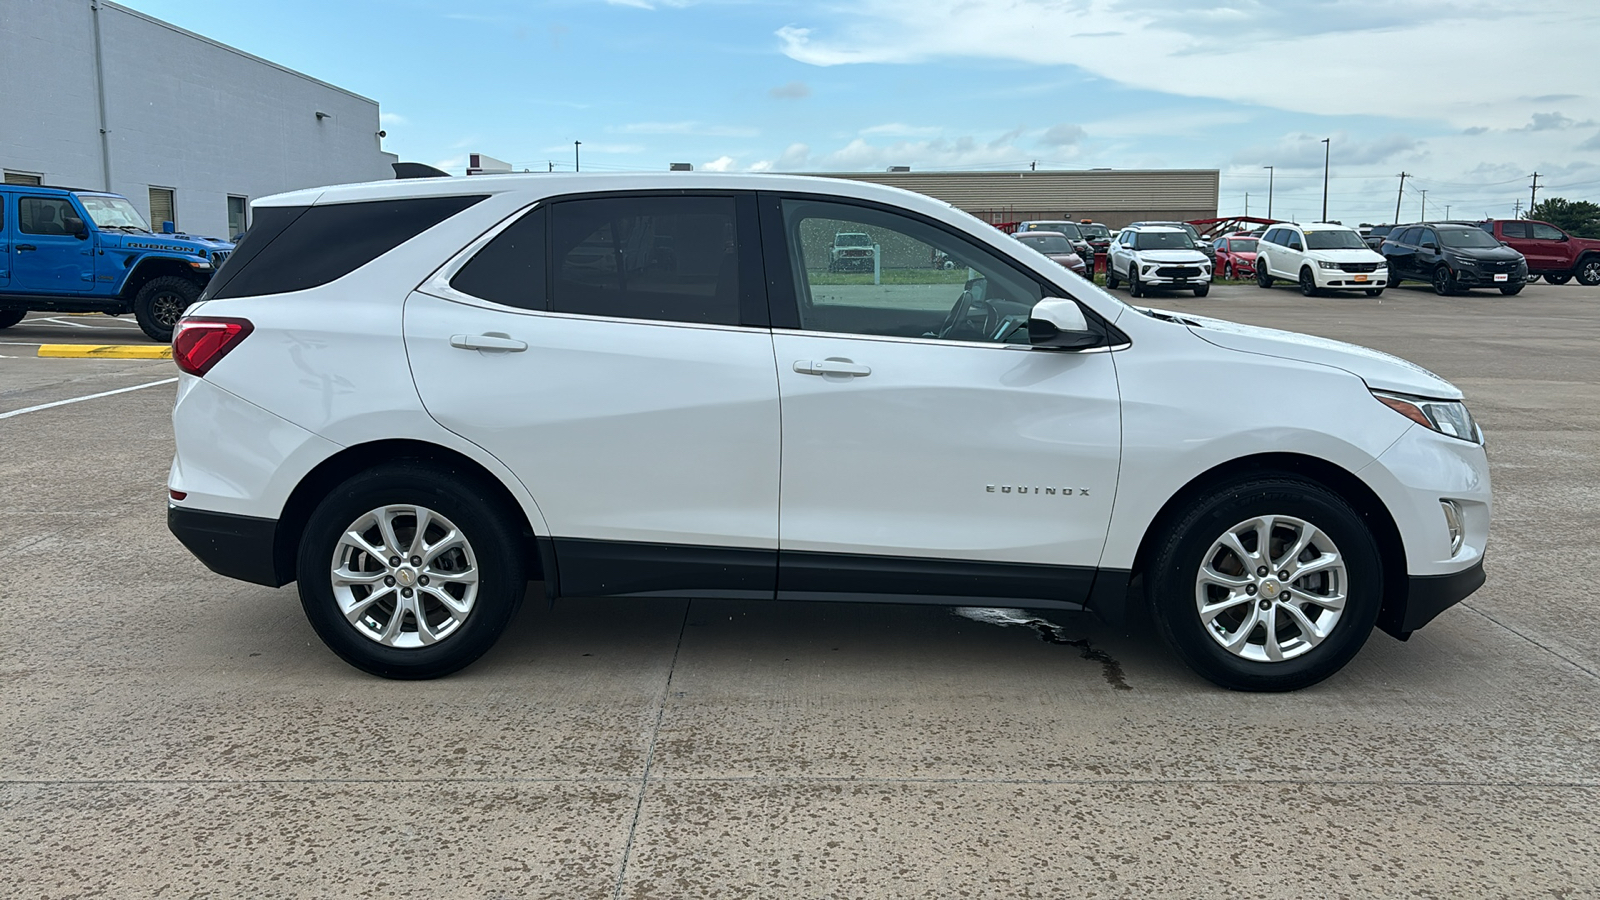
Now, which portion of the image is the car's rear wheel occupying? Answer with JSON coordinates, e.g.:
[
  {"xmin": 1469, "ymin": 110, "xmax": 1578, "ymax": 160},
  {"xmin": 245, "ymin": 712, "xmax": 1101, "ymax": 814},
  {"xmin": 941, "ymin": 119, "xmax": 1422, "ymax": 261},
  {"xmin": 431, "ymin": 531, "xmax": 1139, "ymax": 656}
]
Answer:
[
  {"xmin": 133, "ymin": 276, "xmax": 201, "ymax": 342},
  {"xmin": 297, "ymin": 462, "xmax": 526, "ymax": 679},
  {"xmin": 1576, "ymin": 257, "xmax": 1600, "ymax": 286},
  {"xmin": 1147, "ymin": 476, "xmax": 1383, "ymax": 691},
  {"xmin": 1256, "ymin": 264, "xmax": 1273, "ymax": 288},
  {"xmin": 1432, "ymin": 265, "xmax": 1458, "ymax": 296},
  {"xmin": 1546, "ymin": 273, "xmax": 1571, "ymax": 285},
  {"xmin": 1298, "ymin": 267, "xmax": 1319, "ymax": 297},
  {"xmin": 0, "ymin": 310, "xmax": 25, "ymax": 330}
]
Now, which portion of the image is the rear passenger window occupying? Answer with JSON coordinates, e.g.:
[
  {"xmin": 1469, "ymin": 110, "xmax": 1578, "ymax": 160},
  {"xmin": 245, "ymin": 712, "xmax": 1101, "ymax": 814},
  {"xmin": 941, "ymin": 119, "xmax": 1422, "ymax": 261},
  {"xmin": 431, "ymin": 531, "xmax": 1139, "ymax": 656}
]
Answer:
[
  {"xmin": 1499, "ymin": 222, "xmax": 1530, "ymax": 239},
  {"xmin": 207, "ymin": 195, "xmax": 487, "ymax": 300},
  {"xmin": 450, "ymin": 206, "xmax": 547, "ymax": 310},
  {"xmin": 550, "ymin": 196, "xmax": 740, "ymax": 326}
]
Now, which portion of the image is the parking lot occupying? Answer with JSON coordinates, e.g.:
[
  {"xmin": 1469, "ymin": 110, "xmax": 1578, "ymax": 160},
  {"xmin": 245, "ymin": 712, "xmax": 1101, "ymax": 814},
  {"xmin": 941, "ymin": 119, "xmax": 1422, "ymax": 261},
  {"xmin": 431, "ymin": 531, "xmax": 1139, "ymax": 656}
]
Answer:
[{"xmin": 3, "ymin": 281, "xmax": 1598, "ymax": 897}]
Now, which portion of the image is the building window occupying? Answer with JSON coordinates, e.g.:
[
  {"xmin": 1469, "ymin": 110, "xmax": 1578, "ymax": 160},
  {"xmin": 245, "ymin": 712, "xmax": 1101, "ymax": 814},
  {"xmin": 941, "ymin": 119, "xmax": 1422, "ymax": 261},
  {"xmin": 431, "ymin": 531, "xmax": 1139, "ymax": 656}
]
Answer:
[
  {"xmin": 149, "ymin": 187, "xmax": 176, "ymax": 232},
  {"xmin": 227, "ymin": 196, "xmax": 248, "ymax": 240},
  {"xmin": 4, "ymin": 171, "xmax": 44, "ymax": 186}
]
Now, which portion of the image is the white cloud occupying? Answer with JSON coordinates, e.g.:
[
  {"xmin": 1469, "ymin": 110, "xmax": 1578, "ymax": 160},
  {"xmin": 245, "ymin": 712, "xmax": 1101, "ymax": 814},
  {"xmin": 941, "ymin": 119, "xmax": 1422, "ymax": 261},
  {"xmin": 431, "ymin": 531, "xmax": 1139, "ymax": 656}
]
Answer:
[
  {"xmin": 702, "ymin": 155, "xmax": 736, "ymax": 171},
  {"xmin": 614, "ymin": 121, "xmax": 760, "ymax": 137},
  {"xmin": 775, "ymin": 0, "xmax": 1600, "ymax": 127},
  {"xmin": 748, "ymin": 143, "xmax": 812, "ymax": 172},
  {"xmin": 379, "ymin": 112, "xmax": 408, "ymax": 126},
  {"xmin": 861, "ymin": 123, "xmax": 942, "ymax": 137}
]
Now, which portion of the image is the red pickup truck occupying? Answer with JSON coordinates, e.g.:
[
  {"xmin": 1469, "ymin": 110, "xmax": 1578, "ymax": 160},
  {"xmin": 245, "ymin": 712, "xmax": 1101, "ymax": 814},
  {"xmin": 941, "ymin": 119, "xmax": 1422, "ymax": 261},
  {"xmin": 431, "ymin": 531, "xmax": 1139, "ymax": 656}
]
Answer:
[{"xmin": 1478, "ymin": 219, "xmax": 1600, "ymax": 285}]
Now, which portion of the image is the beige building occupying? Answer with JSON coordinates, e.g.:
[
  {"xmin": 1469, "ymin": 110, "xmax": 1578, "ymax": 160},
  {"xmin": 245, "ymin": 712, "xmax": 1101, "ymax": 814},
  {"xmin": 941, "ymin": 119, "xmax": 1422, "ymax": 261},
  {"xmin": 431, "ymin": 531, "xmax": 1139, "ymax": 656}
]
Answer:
[{"xmin": 814, "ymin": 169, "xmax": 1219, "ymax": 229}]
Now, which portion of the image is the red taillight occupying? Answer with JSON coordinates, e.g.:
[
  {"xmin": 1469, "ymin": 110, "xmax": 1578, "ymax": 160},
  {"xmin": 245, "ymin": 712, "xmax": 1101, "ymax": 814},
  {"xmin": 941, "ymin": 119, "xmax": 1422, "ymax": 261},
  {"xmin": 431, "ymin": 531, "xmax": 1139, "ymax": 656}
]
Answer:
[{"xmin": 172, "ymin": 317, "xmax": 253, "ymax": 376}]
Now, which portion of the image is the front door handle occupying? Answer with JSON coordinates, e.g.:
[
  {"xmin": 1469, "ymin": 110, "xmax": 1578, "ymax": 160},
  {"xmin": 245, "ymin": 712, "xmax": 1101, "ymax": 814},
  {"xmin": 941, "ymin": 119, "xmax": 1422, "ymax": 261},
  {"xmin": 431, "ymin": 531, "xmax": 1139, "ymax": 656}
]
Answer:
[
  {"xmin": 16, "ymin": 245, "xmax": 36, "ymax": 252},
  {"xmin": 793, "ymin": 358, "xmax": 871, "ymax": 377},
  {"xmin": 450, "ymin": 332, "xmax": 527, "ymax": 352}
]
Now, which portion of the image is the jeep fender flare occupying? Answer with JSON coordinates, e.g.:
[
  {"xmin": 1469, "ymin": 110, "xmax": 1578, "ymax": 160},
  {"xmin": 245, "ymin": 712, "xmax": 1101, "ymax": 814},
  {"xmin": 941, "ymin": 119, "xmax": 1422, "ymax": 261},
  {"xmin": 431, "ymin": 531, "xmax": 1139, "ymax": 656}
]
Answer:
[{"xmin": 119, "ymin": 255, "xmax": 209, "ymax": 300}]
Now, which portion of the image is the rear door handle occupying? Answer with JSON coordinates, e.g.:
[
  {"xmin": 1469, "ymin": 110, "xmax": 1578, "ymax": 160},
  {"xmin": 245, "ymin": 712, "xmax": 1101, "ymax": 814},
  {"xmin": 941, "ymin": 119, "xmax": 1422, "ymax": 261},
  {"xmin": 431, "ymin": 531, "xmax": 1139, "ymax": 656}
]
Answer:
[
  {"xmin": 16, "ymin": 245, "xmax": 36, "ymax": 252},
  {"xmin": 450, "ymin": 332, "xmax": 527, "ymax": 352},
  {"xmin": 793, "ymin": 358, "xmax": 871, "ymax": 377}
]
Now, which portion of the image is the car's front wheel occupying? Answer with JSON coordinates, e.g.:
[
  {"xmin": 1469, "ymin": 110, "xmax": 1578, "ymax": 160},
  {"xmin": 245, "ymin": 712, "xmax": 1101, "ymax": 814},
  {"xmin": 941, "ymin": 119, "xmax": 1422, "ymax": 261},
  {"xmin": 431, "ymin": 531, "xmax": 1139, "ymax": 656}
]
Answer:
[
  {"xmin": 1499, "ymin": 284, "xmax": 1524, "ymax": 296},
  {"xmin": 1432, "ymin": 265, "xmax": 1458, "ymax": 296},
  {"xmin": 0, "ymin": 310, "xmax": 25, "ymax": 330},
  {"xmin": 1256, "ymin": 264, "xmax": 1273, "ymax": 288},
  {"xmin": 1147, "ymin": 476, "xmax": 1383, "ymax": 691},
  {"xmin": 1365, "ymin": 288, "xmax": 1383, "ymax": 297},
  {"xmin": 1106, "ymin": 265, "xmax": 1121, "ymax": 290},
  {"xmin": 133, "ymin": 276, "xmax": 201, "ymax": 342},
  {"xmin": 1128, "ymin": 266, "xmax": 1143, "ymax": 298},
  {"xmin": 297, "ymin": 462, "xmax": 526, "ymax": 679},
  {"xmin": 1298, "ymin": 267, "xmax": 1319, "ymax": 297},
  {"xmin": 1193, "ymin": 283, "xmax": 1209, "ymax": 297}
]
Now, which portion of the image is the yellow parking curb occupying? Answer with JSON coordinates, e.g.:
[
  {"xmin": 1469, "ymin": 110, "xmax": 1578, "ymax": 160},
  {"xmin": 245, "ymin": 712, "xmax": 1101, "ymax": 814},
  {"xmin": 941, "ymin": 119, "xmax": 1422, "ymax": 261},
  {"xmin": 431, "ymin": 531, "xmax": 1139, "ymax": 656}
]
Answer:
[{"xmin": 37, "ymin": 344, "xmax": 173, "ymax": 359}]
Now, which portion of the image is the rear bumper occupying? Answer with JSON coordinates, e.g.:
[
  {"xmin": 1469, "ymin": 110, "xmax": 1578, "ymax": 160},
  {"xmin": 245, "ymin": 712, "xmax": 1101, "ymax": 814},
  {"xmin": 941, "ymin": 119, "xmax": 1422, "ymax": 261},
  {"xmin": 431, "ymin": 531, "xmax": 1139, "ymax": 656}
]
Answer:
[
  {"xmin": 168, "ymin": 504, "xmax": 289, "ymax": 588},
  {"xmin": 1380, "ymin": 560, "xmax": 1486, "ymax": 639}
]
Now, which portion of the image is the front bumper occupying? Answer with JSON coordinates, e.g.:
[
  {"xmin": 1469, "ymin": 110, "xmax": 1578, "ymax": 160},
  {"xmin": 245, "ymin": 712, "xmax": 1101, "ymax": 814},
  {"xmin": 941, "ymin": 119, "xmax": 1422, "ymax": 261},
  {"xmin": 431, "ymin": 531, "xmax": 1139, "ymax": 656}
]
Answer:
[
  {"xmin": 1383, "ymin": 561, "xmax": 1486, "ymax": 638},
  {"xmin": 1313, "ymin": 266, "xmax": 1388, "ymax": 290},
  {"xmin": 169, "ymin": 505, "xmax": 289, "ymax": 588},
  {"xmin": 1452, "ymin": 265, "xmax": 1527, "ymax": 288}
]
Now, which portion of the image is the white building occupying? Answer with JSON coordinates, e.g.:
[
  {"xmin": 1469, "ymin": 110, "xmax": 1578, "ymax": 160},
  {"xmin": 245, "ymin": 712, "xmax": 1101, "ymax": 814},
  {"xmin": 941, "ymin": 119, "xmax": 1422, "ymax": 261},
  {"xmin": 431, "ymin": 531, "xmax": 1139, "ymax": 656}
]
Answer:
[{"xmin": 1, "ymin": 0, "xmax": 397, "ymax": 239}]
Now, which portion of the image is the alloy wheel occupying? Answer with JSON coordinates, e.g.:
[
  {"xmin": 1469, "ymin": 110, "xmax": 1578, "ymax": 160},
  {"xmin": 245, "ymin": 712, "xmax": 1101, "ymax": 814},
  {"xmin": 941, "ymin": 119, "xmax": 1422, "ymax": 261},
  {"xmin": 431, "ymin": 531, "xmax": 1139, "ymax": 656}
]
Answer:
[
  {"xmin": 1299, "ymin": 268, "xmax": 1317, "ymax": 296},
  {"xmin": 151, "ymin": 291, "xmax": 187, "ymax": 327},
  {"xmin": 1193, "ymin": 514, "xmax": 1347, "ymax": 663},
  {"xmin": 330, "ymin": 504, "xmax": 480, "ymax": 648},
  {"xmin": 1579, "ymin": 259, "xmax": 1600, "ymax": 286}
]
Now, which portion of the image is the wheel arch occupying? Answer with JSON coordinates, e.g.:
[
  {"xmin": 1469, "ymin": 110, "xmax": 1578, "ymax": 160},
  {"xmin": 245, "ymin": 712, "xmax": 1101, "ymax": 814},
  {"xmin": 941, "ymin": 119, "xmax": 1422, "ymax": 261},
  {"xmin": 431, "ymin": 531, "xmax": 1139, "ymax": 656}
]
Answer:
[
  {"xmin": 1127, "ymin": 451, "xmax": 1409, "ymax": 637},
  {"xmin": 119, "ymin": 257, "xmax": 205, "ymax": 299},
  {"xmin": 272, "ymin": 438, "xmax": 548, "ymax": 589}
]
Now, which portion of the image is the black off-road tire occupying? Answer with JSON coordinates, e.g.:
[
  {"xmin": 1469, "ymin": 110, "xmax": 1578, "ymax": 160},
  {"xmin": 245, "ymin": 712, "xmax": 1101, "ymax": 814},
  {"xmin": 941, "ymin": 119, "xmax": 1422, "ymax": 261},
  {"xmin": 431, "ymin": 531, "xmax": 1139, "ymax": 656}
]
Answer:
[
  {"xmin": 1146, "ymin": 476, "xmax": 1383, "ymax": 692},
  {"xmin": 297, "ymin": 461, "xmax": 527, "ymax": 679},
  {"xmin": 0, "ymin": 310, "xmax": 26, "ymax": 330},
  {"xmin": 133, "ymin": 275, "xmax": 202, "ymax": 342}
]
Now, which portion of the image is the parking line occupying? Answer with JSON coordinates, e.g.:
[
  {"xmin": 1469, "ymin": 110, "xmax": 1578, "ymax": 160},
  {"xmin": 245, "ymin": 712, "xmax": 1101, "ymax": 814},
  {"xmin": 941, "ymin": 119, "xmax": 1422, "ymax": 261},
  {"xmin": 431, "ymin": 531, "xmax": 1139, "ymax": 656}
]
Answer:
[
  {"xmin": 0, "ymin": 377, "xmax": 178, "ymax": 421},
  {"xmin": 37, "ymin": 344, "xmax": 172, "ymax": 359}
]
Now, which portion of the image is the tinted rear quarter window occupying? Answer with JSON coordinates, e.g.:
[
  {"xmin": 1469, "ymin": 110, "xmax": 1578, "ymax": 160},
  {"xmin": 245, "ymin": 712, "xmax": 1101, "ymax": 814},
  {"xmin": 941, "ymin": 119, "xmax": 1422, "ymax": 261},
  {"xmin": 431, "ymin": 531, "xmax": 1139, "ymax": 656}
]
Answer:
[{"xmin": 208, "ymin": 195, "xmax": 487, "ymax": 299}]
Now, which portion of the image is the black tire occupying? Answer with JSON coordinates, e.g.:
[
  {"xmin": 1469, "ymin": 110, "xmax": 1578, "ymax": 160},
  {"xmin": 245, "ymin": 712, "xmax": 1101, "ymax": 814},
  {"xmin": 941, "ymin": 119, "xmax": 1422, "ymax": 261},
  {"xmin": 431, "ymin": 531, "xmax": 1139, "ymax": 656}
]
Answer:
[
  {"xmin": 1128, "ymin": 266, "xmax": 1143, "ymax": 298},
  {"xmin": 1193, "ymin": 283, "xmax": 1210, "ymax": 297},
  {"xmin": 1106, "ymin": 266, "xmax": 1120, "ymax": 290},
  {"xmin": 1526, "ymin": 274, "xmax": 1542, "ymax": 284},
  {"xmin": 296, "ymin": 461, "xmax": 527, "ymax": 679},
  {"xmin": 1431, "ymin": 265, "xmax": 1458, "ymax": 296},
  {"xmin": 1576, "ymin": 257, "xmax": 1600, "ymax": 286},
  {"xmin": 0, "ymin": 310, "xmax": 26, "ymax": 330},
  {"xmin": 1147, "ymin": 476, "xmax": 1383, "ymax": 691},
  {"xmin": 1365, "ymin": 288, "xmax": 1383, "ymax": 297},
  {"xmin": 1256, "ymin": 264, "xmax": 1273, "ymax": 289},
  {"xmin": 1223, "ymin": 263, "xmax": 1235, "ymax": 280},
  {"xmin": 133, "ymin": 275, "xmax": 201, "ymax": 342},
  {"xmin": 1298, "ymin": 267, "xmax": 1319, "ymax": 297},
  {"xmin": 1546, "ymin": 273, "xmax": 1572, "ymax": 285},
  {"xmin": 1500, "ymin": 284, "xmax": 1524, "ymax": 295}
]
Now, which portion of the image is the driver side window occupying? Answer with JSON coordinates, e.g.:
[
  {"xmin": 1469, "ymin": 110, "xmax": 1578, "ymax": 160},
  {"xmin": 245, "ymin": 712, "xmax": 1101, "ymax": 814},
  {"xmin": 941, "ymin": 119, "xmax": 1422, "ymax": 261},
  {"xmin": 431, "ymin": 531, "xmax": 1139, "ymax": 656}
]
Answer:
[{"xmin": 780, "ymin": 198, "xmax": 1042, "ymax": 344}]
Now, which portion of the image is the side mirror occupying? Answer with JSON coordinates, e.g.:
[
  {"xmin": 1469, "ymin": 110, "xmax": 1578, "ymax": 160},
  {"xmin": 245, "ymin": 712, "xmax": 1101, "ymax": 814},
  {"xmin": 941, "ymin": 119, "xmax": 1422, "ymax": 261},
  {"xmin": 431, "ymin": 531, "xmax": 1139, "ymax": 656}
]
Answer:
[
  {"xmin": 1559, "ymin": 233, "xmax": 1570, "ymax": 242},
  {"xmin": 1422, "ymin": 242, "xmax": 1438, "ymax": 251},
  {"xmin": 64, "ymin": 216, "xmax": 88, "ymax": 238},
  {"xmin": 1028, "ymin": 298, "xmax": 1100, "ymax": 350}
]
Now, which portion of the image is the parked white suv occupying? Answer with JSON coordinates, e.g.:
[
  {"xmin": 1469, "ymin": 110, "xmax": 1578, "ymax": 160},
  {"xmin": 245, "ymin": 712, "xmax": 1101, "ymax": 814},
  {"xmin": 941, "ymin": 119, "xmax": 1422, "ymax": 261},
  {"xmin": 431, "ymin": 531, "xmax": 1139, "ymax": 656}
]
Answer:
[
  {"xmin": 1105, "ymin": 225, "xmax": 1212, "ymax": 297},
  {"xmin": 168, "ymin": 173, "xmax": 1489, "ymax": 691},
  {"xmin": 1256, "ymin": 222, "xmax": 1389, "ymax": 296}
]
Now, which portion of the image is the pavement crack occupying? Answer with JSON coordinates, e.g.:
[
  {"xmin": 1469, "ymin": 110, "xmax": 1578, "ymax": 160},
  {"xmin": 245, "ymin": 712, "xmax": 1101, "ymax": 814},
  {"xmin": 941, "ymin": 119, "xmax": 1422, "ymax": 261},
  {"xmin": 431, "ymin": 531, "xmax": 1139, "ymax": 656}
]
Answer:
[
  {"xmin": 612, "ymin": 598, "xmax": 691, "ymax": 899},
  {"xmin": 954, "ymin": 607, "xmax": 1133, "ymax": 691}
]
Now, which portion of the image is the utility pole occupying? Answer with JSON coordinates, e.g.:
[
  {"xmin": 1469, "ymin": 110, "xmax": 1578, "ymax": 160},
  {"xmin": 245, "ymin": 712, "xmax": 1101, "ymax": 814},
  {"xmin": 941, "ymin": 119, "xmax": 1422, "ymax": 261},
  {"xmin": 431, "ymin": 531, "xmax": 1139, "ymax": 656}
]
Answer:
[
  {"xmin": 548, "ymin": 161, "xmax": 554, "ymax": 172},
  {"xmin": 574, "ymin": 141, "xmax": 582, "ymax": 173},
  {"xmin": 1529, "ymin": 172, "xmax": 1541, "ymax": 215},
  {"xmin": 1394, "ymin": 172, "xmax": 1408, "ymax": 224},
  {"xmin": 1263, "ymin": 165, "xmax": 1274, "ymax": 220},
  {"xmin": 1513, "ymin": 199, "xmax": 1522, "ymax": 219},
  {"xmin": 1420, "ymin": 189, "xmax": 1428, "ymax": 221},
  {"xmin": 1320, "ymin": 138, "xmax": 1331, "ymax": 222},
  {"xmin": 1030, "ymin": 161, "xmax": 1036, "ymax": 171},
  {"xmin": 1445, "ymin": 204, "xmax": 1451, "ymax": 220}
]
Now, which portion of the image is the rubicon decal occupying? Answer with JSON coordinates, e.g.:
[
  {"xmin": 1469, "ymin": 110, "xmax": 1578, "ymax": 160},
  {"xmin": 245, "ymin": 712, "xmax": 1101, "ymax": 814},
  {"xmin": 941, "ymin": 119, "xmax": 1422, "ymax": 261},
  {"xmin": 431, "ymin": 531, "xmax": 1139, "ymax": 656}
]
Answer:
[{"xmin": 987, "ymin": 485, "xmax": 1090, "ymax": 497}]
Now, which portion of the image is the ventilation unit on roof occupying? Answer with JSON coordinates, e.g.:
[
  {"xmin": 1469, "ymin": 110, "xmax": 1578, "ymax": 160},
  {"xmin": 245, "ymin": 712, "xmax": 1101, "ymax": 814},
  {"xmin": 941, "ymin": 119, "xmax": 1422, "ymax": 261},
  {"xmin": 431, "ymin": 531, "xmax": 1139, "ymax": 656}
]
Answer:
[
  {"xmin": 886, "ymin": 166, "xmax": 911, "ymax": 173},
  {"xmin": 467, "ymin": 153, "xmax": 513, "ymax": 176},
  {"xmin": 670, "ymin": 163, "xmax": 694, "ymax": 171}
]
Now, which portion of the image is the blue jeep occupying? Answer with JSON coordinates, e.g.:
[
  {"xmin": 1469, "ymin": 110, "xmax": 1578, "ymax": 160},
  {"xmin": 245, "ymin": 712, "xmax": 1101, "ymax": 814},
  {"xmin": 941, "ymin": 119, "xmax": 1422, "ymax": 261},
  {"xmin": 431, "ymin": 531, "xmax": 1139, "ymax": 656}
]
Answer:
[{"xmin": 0, "ymin": 184, "xmax": 234, "ymax": 341}]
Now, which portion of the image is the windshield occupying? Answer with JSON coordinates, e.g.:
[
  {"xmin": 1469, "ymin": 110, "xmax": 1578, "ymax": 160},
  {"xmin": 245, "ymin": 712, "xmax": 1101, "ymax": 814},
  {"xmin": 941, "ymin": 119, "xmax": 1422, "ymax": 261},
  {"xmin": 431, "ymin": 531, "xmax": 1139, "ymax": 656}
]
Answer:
[
  {"xmin": 1227, "ymin": 239, "xmax": 1258, "ymax": 253},
  {"xmin": 834, "ymin": 233, "xmax": 871, "ymax": 247},
  {"xmin": 1028, "ymin": 221, "xmax": 1082, "ymax": 239},
  {"xmin": 1304, "ymin": 230, "xmax": 1367, "ymax": 250},
  {"xmin": 1080, "ymin": 224, "xmax": 1110, "ymax": 239},
  {"xmin": 78, "ymin": 195, "xmax": 151, "ymax": 231},
  {"xmin": 1018, "ymin": 234, "xmax": 1073, "ymax": 253},
  {"xmin": 1134, "ymin": 231, "xmax": 1194, "ymax": 251},
  {"xmin": 1438, "ymin": 228, "xmax": 1502, "ymax": 250}
]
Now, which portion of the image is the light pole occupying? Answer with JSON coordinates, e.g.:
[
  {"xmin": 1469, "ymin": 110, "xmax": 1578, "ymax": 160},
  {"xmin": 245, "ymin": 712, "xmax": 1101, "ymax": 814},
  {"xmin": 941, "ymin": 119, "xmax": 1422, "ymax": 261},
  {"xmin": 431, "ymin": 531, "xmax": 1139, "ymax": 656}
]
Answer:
[
  {"xmin": 1320, "ymin": 138, "xmax": 1330, "ymax": 222},
  {"xmin": 1262, "ymin": 165, "xmax": 1274, "ymax": 220},
  {"xmin": 574, "ymin": 141, "xmax": 581, "ymax": 173},
  {"xmin": 1420, "ymin": 190, "xmax": 1428, "ymax": 221}
]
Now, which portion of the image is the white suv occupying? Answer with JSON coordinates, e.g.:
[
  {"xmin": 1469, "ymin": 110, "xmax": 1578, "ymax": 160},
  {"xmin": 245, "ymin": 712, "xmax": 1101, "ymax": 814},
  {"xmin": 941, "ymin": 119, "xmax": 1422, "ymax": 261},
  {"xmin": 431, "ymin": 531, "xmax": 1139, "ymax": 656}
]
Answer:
[
  {"xmin": 168, "ymin": 173, "xmax": 1489, "ymax": 691},
  {"xmin": 1105, "ymin": 225, "xmax": 1212, "ymax": 297},
  {"xmin": 1256, "ymin": 222, "xmax": 1389, "ymax": 296}
]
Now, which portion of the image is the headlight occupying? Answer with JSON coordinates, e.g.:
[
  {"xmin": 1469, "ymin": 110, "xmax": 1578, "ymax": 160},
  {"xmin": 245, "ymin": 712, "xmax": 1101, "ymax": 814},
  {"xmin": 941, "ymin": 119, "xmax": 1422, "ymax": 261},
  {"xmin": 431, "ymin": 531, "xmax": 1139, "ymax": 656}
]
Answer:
[
  {"xmin": 1372, "ymin": 390, "xmax": 1481, "ymax": 444},
  {"xmin": 1317, "ymin": 260, "xmax": 1340, "ymax": 270}
]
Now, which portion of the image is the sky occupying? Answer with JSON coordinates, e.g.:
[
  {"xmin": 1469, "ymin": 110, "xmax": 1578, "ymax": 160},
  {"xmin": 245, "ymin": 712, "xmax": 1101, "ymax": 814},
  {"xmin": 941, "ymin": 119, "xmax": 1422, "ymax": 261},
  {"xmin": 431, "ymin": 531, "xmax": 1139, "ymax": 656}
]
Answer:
[{"xmin": 119, "ymin": 0, "xmax": 1600, "ymax": 225}]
